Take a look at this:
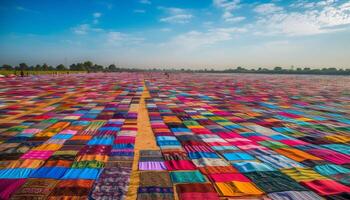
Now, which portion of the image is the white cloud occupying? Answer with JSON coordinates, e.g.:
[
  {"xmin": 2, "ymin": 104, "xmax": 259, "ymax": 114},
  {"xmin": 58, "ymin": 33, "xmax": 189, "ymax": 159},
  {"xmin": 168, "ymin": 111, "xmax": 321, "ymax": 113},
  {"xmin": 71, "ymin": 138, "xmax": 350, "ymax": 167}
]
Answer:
[
  {"xmin": 93, "ymin": 12, "xmax": 102, "ymax": 18},
  {"xmin": 254, "ymin": 3, "xmax": 283, "ymax": 15},
  {"xmin": 159, "ymin": 7, "xmax": 193, "ymax": 24},
  {"xmin": 72, "ymin": 24, "xmax": 103, "ymax": 35},
  {"xmin": 255, "ymin": 1, "xmax": 350, "ymax": 36},
  {"xmin": 107, "ymin": 32, "xmax": 144, "ymax": 45},
  {"xmin": 92, "ymin": 12, "xmax": 102, "ymax": 24},
  {"xmin": 160, "ymin": 14, "xmax": 193, "ymax": 24},
  {"xmin": 165, "ymin": 27, "xmax": 246, "ymax": 49},
  {"xmin": 213, "ymin": 0, "xmax": 244, "ymax": 22},
  {"xmin": 140, "ymin": 0, "xmax": 151, "ymax": 5}
]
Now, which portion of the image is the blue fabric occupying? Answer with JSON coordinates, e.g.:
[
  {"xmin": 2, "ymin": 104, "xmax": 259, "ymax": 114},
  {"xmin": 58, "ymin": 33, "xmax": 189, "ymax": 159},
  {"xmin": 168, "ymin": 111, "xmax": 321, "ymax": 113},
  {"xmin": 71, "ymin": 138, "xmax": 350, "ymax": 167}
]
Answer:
[
  {"xmin": 233, "ymin": 161, "xmax": 276, "ymax": 173},
  {"xmin": 98, "ymin": 127, "xmax": 120, "ymax": 131},
  {"xmin": 321, "ymin": 144, "xmax": 350, "ymax": 155},
  {"xmin": 0, "ymin": 168, "xmax": 34, "ymax": 178},
  {"xmin": 157, "ymin": 140, "xmax": 180, "ymax": 146},
  {"xmin": 156, "ymin": 136, "xmax": 177, "ymax": 141},
  {"xmin": 88, "ymin": 136, "xmax": 114, "ymax": 145},
  {"xmin": 270, "ymin": 134, "xmax": 292, "ymax": 140},
  {"xmin": 171, "ymin": 128, "xmax": 191, "ymax": 132},
  {"xmin": 314, "ymin": 164, "xmax": 350, "ymax": 176},
  {"xmin": 30, "ymin": 167, "xmax": 68, "ymax": 179},
  {"xmin": 62, "ymin": 168, "xmax": 102, "ymax": 180},
  {"xmin": 113, "ymin": 143, "xmax": 134, "ymax": 149},
  {"xmin": 110, "ymin": 152, "xmax": 134, "ymax": 156},
  {"xmin": 188, "ymin": 152, "xmax": 219, "ymax": 159},
  {"xmin": 223, "ymin": 152, "xmax": 255, "ymax": 161},
  {"xmin": 211, "ymin": 146, "xmax": 238, "ymax": 151},
  {"xmin": 52, "ymin": 134, "xmax": 73, "ymax": 139}
]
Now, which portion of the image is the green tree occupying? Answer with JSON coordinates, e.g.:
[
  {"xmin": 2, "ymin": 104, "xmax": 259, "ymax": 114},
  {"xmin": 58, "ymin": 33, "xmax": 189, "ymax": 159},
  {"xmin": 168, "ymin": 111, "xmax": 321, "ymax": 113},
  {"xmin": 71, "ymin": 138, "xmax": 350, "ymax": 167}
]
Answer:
[
  {"xmin": 1, "ymin": 64, "xmax": 13, "ymax": 70},
  {"xmin": 56, "ymin": 64, "xmax": 67, "ymax": 71}
]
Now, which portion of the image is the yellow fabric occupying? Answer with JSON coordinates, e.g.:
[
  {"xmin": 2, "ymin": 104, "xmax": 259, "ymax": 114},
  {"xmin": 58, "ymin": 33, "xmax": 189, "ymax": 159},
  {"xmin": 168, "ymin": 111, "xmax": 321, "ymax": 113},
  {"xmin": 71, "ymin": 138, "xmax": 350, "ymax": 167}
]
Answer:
[
  {"xmin": 281, "ymin": 168, "xmax": 328, "ymax": 182},
  {"xmin": 215, "ymin": 181, "xmax": 264, "ymax": 197},
  {"xmin": 7, "ymin": 159, "xmax": 44, "ymax": 169},
  {"xmin": 324, "ymin": 135, "xmax": 350, "ymax": 143},
  {"xmin": 33, "ymin": 144, "xmax": 62, "ymax": 151}
]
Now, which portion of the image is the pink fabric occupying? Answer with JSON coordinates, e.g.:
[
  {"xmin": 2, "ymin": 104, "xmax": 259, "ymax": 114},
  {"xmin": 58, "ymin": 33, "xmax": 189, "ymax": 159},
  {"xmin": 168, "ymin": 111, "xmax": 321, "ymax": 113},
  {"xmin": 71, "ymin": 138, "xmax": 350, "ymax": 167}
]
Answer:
[
  {"xmin": 248, "ymin": 136, "xmax": 270, "ymax": 141},
  {"xmin": 165, "ymin": 160, "xmax": 197, "ymax": 171},
  {"xmin": 301, "ymin": 179, "xmax": 350, "ymax": 196},
  {"xmin": 184, "ymin": 145, "xmax": 214, "ymax": 153},
  {"xmin": 307, "ymin": 149, "xmax": 350, "ymax": 164},
  {"xmin": 0, "ymin": 179, "xmax": 26, "ymax": 200},
  {"xmin": 20, "ymin": 150, "xmax": 54, "ymax": 159},
  {"xmin": 279, "ymin": 139, "xmax": 309, "ymax": 146},
  {"xmin": 208, "ymin": 173, "xmax": 251, "ymax": 182}
]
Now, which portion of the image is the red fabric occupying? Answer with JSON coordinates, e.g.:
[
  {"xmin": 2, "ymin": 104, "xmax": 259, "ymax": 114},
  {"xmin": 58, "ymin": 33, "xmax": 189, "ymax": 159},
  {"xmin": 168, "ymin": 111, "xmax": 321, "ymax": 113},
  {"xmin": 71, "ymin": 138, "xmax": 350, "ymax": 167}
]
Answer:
[
  {"xmin": 176, "ymin": 183, "xmax": 219, "ymax": 200},
  {"xmin": 300, "ymin": 179, "xmax": 350, "ymax": 196},
  {"xmin": 0, "ymin": 179, "xmax": 26, "ymax": 200},
  {"xmin": 208, "ymin": 173, "xmax": 251, "ymax": 182},
  {"xmin": 164, "ymin": 160, "xmax": 196, "ymax": 171},
  {"xmin": 307, "ymin": 149, "xmax": 350, "ymax": 165},
  {"xmin": 279, "ymin": 139, "xmax": 309, "ymax": 146}
]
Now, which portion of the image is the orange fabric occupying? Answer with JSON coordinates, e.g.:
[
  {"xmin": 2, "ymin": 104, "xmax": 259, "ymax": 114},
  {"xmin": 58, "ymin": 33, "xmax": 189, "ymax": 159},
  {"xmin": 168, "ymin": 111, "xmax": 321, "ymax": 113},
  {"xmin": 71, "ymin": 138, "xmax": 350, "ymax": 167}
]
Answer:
[
  {"xmin": 274, "ymin": 148, "xmax": 322, "ymax": 162},
  {"xmin": 71, "ymin": 135, "xmax": 92, "ymax": 140}
]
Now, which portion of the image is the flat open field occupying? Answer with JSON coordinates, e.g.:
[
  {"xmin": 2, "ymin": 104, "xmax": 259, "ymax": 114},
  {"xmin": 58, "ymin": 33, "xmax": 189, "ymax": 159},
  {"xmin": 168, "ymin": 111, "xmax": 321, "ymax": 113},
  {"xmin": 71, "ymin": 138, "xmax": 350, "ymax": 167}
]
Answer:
[{"xmin": 0, "ymin": 73, "xmax": 349, "ymax": 200}]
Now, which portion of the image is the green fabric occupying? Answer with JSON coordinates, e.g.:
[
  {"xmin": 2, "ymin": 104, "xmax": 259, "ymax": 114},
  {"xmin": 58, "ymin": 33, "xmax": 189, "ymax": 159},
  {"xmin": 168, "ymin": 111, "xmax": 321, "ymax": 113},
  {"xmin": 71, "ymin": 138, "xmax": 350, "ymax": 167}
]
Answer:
[
  {"xmin": 170, "ymin": 170, "xmax": 206, "ymax": 183},
  {"xmin": 245, "ymin": 171, "xmax": 307, "ymax": 193},
  {"xmin": 72, "ymin": 160, "xmax": 105, "ymax": 168}
]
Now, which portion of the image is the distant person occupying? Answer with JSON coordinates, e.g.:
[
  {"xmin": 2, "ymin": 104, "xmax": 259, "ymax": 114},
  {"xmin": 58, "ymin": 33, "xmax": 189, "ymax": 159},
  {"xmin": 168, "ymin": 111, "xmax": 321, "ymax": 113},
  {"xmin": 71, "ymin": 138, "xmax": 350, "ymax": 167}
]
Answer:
[
  {"xmin": 164, "ymin": 72, "xmax": 169, "ymax": 78},
  {"xmin": 26, "ymin": 72, "xmax": 29, "ymax": 77},
  {"xmin": 20, "ymin": 70, "xmax": 24, "ymax": 77}
]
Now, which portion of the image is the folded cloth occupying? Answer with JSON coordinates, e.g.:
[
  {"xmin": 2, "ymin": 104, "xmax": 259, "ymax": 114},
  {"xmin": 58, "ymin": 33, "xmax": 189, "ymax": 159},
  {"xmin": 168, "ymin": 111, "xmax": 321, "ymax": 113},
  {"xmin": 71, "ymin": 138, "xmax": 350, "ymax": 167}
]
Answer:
[
  {"xmin": 176, "ymin": 183, "xmax": 219, "ymax": 200},
  {"xmin": 165, "ymin": 160, "xmax": 197, "ymax": 171},
  {"xmin": 11, "ymin": 178, "xmax": 58, "ymax": 200},
  {"xmin": 0, "ymin": 179, "xmax": 26, "ymax": 200},
  {"xmin": 300, "ymin": 179, "xmax": 350, "ymax": 196},
  {"xmin": 267, "ymin": 191, "xmax": 323, "ymax": 200},
  {"xmin": 233, "ymin": 161, "xmax": 276, "ymax": 173},
  {"xmin": 89, "ymin": 167, "xmax": 131, "ymax": 200},
  {"xmin": 198, "ymin": 166, "xmax": 238, "ymax": 175},
  {"xmin": 245, "ymin": 171, "xmax": 307, "ymax": 193},
  {"xmin": 223, "ymin": 152, "xmax": 255, "ymax": 161},
  {"xmin": 208, "ymin": 173, "xmax": 251, "ymax": 182},
  {"xmin": 140, "ymin": 150, "xmax": 163, "ymax": 157},
  {"xmin": 307, "ymin": 149, "xmax": 350, "ymax": 165},
  {"xmin": 188, "ymin": 152, "xmax": 219, "ymax": 159},
  {"xmin": 281, "ymin": 167, "xmax": 328, "ymax": 182},
  {"xmin": 314, "ymin": 164, "xmax": 350, "ymax": 176},
  {"xmin": 274, "ymin": 148, "xmax": 322, "ymax": 162},
  {"xmin": 324, "ymin": 192, "xmax": 350, "ymax": 200},
  {"xmin": 61, "ymin": 168, "xmax": 102, "ymax": 179},
  {"xmin": 49, "ymin": 180, "xmax": 94, "ymax": 197},
  {"xmin": 139, "ymin": 161, "xmax": 167, "ymax": 171},
  {"xmin": 192, "ymin": 158, "xmax": 230, "ymax": 167},
  {"xmin": 30, "ymin": 167, "xmax": 68, "ymax": 179},
  {"xmin": 170, "ymin": 170, "xmax": 206, "ymax": 183},
  {"xmin": 256, "ymin": 154, "xmax": 304, "ymax": 169},
  {"xmin": 140, "ymin": 171, "xmax": 173, "ymax": 187},
  {"xmin": 0, "ymin": 168, "xmax": 34, "ymax": 178},
  {"xmin": 321, "ymin": 144, "xmax": 350, "ymax": 155},
  {"xmin": 137, "ymin": 187, "xmax": 174, "ymax": 200},
  {"xmin": 214, "ymin": 181, "xmax": 264, "ymax": 197}
]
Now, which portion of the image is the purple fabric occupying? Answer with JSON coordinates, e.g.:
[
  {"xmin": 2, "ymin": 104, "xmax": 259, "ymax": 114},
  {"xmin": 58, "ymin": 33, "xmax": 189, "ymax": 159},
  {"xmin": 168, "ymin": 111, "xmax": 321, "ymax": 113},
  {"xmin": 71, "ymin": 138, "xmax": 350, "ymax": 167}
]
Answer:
[{"xmin": 139, "ymin": 161, "xmax": 167, "ymax": 171}]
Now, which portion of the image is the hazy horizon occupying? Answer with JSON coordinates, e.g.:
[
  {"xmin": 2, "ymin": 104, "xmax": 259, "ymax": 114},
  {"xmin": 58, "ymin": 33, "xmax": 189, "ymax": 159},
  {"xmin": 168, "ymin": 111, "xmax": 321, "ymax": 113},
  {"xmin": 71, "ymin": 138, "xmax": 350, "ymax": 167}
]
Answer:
[{"xmin": 1, "ymin": 0, "xmax": 350, "ymax": 69}]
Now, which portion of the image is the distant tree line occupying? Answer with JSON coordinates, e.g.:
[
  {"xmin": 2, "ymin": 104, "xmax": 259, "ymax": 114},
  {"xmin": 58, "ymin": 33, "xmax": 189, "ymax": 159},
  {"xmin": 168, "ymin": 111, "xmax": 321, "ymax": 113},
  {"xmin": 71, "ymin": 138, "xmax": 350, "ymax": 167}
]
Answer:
[{"xmin": 1, "ymin": 62, "xmax": 349, "ymax": 75}]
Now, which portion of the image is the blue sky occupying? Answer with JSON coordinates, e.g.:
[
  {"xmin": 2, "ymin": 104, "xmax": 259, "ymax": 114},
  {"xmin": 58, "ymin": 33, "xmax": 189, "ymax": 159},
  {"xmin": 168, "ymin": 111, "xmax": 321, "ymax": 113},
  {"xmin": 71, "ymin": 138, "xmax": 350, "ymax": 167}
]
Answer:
[{"xmin": 0, "ymin": 0, "xmax": 350, "ymax": 69}]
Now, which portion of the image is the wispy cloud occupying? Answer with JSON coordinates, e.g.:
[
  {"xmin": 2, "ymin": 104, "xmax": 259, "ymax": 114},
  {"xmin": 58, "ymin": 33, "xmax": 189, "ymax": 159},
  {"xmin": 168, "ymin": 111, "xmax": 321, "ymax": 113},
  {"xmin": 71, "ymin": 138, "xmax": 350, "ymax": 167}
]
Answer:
[
  {"xmin": 92, "ymin": 12, "xmax": 102, "ymax": 24},
  {"xmin": 107, "ymin": 32, "xmax": 144, "ymax": 46},
  {"xmin": 254, "ymin": 1, "xmax": 350, "ymax": 36},
  {"xmin": 15, "ymin": 6, "xmax": 39, "ymax": 14},
  {"xmin": 159, "ymin": 7, "xmax": 193, "ymax": 24},
  {"xmin": 72, "ymin": 24, "xmax": 103, "ymax": 35},
  {"xmin": 213, "ymin": 0, "xmax": 244, "ymax": 22},
  {"xmin": 254, "ymin": 3, "xmax": 283, "ymax": 15},
  {"xmin": 164, "ymin": 27, "xmax": 246, "ymax": 49}
]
